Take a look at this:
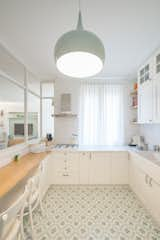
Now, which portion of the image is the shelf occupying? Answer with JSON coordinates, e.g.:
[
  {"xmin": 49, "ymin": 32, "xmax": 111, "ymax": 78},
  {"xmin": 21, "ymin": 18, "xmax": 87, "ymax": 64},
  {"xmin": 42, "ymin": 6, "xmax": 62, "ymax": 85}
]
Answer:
[
  {"xmin": 130, "ymin": 121, "xmax": 138, "ymax": 125},
  {"xmin": 130, "ymin": 105, "xmax": 138, "ymax": 109},
  {"xmin": 130, "ymin": 90, "xmax": 137, "ymax": 96},
  {"xmin": 52, "ymin": 114, "xmax": 77, "ymax": 118}
]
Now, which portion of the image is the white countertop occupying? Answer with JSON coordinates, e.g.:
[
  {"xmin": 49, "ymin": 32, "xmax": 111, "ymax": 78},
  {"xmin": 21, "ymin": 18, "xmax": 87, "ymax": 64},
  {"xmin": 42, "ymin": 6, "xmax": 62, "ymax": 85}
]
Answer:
[
  {"xmin": 50, "ymin": 145, "xmax": 136, "ymax": 152},
  {"xmin": 49, "ymin": 144, "xmax": 160, "ymax": 168},
  {"xmin": 76, "ymin": 145, "xmax": 135, "ymax": 151},
  {"xmin": 131, "ymin": 150, "xmax": 160, "ymax": 167}
]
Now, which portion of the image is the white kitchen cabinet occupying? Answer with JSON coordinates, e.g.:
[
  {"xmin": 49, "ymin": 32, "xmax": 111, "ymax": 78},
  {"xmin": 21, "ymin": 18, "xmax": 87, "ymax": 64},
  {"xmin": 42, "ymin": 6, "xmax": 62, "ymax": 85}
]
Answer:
[
  {"xmin": 138, "ymin": 82, "xmax": 153, "ymax": 123},
  {"xmin": 51, "ymin": 152, "xmax": 79, "ymax": 184},
  {"xmin": 138, "ymin": 60, "xmax": 153, "ymax": 123},
  {"xmin": 79, "ymin": 152, "xmax": 90, "ymax": 184},
  {"xmin": 146, "ymin": 177, "xmax": 160, "ymax": 224},
  {"xmin": 40, "ymin": 156, "xmax": 51, "ymax": 197},
  {"xmin": 53, "ymin": 170, "xmax": 79, "ymax": 184},
  {"xmin": 129, "ymin": 156, "xmax": 148, "ymax": 204},
  {"xmin": 49, "ymin": 151, "xmax": 129, "ymax": 185},
  {"xmin": 89, "ymin": 152, "xmax": 112, "ymax": 184},
  {"xmin": 137, "ymin": 47, "xmax": 160, "ymax": 123},
  {"xmin": 129, "ymin": 153, "xmax": 160, "ymax": 224},
  {"xmin": 153, "ymin": 50, "xmax": 160, "ymax": 122},
  {"xmin": 111, "ymin": 152, "xmax": 128, "ymax": 184},
  {"xmin": 153, "ymin": 77, "xmax": 160, "ymax": 122},
  {"xmin": 67, "ymin": 152, "xmax": 79, "ymax": 171}
]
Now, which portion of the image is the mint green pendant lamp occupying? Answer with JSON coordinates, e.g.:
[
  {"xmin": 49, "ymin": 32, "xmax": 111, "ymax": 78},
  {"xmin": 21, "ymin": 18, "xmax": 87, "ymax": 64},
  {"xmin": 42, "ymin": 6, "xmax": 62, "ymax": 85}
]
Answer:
[{"xmin": 54, "ymin": 0, "xmax": 105, "ymax": 78}]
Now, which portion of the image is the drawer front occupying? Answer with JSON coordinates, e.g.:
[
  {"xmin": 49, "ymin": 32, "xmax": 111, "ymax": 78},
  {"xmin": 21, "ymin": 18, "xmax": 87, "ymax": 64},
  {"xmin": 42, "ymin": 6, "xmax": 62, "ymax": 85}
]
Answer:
[
  {"xmin": 53, "ymin": 171, "xmax": 79, "ymax": 184},
  {"xmin": 67, "ymin": 153, "xmax": 79, "ymax": 171}
]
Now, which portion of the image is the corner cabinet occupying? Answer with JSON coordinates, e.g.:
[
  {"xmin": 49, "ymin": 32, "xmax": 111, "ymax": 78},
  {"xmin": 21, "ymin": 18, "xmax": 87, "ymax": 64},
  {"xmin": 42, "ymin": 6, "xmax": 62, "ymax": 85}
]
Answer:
[
  {"xmin": 129, "ymin": 152, "xmax": 160, "ymax": 224},
  {"xmin": 138, "ymin": 60, "xmax": 153, "ymax": 123}
]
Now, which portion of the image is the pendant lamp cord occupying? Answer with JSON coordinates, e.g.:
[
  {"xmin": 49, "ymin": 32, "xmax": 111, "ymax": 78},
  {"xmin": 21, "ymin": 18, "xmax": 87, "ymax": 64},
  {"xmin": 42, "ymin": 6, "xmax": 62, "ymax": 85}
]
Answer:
[
  {"xmin": 78, "ymin": 0, "xmax": 81, "ymax": 13},
  {"xmin": 77, "ymin": 0, "xmax": 83, "ymax": 30}
]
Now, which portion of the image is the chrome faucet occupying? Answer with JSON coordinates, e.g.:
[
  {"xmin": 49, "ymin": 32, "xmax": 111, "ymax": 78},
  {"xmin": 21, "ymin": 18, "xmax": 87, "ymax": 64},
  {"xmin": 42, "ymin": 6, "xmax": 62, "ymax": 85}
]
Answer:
[{"xmin": 153, "ymin": 145, "xmax": 160, "ymax": 152}]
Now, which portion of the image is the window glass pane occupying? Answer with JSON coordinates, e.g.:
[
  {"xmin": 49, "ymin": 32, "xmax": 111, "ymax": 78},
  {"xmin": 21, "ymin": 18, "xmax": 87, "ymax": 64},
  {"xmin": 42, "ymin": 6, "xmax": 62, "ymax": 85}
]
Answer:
[
  {"xmin": 0, "ymin": 76, "xmax": 24, "ymax": 149},
  {"xmin": 42, "ymin": 99, "xmax": 54, "ymax": 138},
  {"xmin": 28, "ymin": 93, "xmax": 40, "ymax": 140},
  {"xmin": 42, "ymin": 82, "xmax": 54, "ymax": 98},
  {"xmin": 79, "ymin": 82, "xmax": 125, "ymax": 146}
]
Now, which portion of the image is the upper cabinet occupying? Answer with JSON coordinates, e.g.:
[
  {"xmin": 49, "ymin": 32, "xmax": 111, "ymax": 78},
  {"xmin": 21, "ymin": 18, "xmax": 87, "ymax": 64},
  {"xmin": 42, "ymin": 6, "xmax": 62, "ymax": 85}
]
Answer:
[
  {"xmin": 153, "ymin": 50, "xmax": 160, "ymax": 123},
  {"xmin": 138, "ymin": 47, "xmax": 160, "ymax": 124},
  {"xmin": 155, "ymin": 52, "xmax": 160, "ymax": 76},
  {"xmin": 138, "ymin": 59, "xmax": 153, "ymax": 123}
]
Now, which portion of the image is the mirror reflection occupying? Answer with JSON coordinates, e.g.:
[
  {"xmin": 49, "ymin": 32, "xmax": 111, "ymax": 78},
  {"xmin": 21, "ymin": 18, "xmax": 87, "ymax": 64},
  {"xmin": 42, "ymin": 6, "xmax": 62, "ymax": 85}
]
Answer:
[
  {"xmin": 0, "ymin": 76, "xmax": 25, "ymax": 149},
  {"xmin": 28, "ymin": 92, "xmax": 40, "ymax": 140}
]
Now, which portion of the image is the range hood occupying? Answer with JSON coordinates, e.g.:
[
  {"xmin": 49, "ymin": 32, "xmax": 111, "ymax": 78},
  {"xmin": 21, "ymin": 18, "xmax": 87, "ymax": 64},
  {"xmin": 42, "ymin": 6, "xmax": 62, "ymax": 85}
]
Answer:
[
  {"xmin": 53, "ymin": 93, "xmax": 77, "ymax": 118},
  {"xmin": 60, "ymin": 93, "xmax": 71, "ymax": 113}
]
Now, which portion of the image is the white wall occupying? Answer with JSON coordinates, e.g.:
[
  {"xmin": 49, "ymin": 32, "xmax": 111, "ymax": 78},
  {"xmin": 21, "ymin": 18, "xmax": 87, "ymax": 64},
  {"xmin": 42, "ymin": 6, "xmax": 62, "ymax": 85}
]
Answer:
[
  {"xmin": 54, "ymin": 78, "xmax": 80, "ymax": 144},
  {"xmin": 54, "ymin": 78, "xmax": 139, "ymax": 145},
  {"xmin": 140, "ymin": 124, "xmax": 160, "ymax": 149}
]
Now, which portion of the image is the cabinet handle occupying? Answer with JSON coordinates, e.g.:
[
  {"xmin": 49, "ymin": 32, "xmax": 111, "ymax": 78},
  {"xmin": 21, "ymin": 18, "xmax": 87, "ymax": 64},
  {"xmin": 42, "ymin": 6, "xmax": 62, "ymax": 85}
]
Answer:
[
  {"xmin": 63, "ymin": 173, "xmax": 69, "ymax": 177},
  {"xmin": 155, "ymin": 86, "xmax": 158, "ymax": 119},
  {"xmin": 145, "ymin": 174, "xmax": 148, "ymax": 184},
  {"xmin": 149, "ymin": 178, "xmax": 152, "ymax": 187}
]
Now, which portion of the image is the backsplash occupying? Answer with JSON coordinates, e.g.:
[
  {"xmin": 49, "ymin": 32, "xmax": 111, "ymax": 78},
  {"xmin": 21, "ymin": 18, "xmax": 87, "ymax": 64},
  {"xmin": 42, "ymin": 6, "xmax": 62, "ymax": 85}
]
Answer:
[
  {"xmin": 140, "ymin": 124, "xmax": 160, "ymax": 149},
  {"xmin": 0, "ymin": 143, "xmax": 29, "ymax": 168},
  {"xmin": 54, "ymin": 78, "xmax": 80, "ymax": 144}
]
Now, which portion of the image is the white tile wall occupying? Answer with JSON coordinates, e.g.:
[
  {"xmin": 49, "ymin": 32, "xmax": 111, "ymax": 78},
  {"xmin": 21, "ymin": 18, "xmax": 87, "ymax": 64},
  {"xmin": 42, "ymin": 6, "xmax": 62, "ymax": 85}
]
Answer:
[{"xmin": 140, "ymin": 124, "xmax": 160, "ymax": 149}]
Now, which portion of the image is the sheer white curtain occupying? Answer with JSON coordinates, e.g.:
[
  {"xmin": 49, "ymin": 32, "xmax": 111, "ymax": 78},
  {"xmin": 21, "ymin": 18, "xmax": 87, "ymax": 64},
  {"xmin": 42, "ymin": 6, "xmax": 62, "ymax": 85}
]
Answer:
[{"xmin": 79, "ymin": 81, "xmax": 125, "ymax": 146}]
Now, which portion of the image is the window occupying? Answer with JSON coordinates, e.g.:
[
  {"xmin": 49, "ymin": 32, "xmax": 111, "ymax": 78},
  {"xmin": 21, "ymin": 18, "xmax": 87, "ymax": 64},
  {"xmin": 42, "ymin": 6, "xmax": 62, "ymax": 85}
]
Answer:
[
  {"xmin": 41, "ymin": 82, "xmax": 54, "ymax": 138},
  {"xmin": 79, "ymin": 81, "xmax": 125, "ymax": 146}
]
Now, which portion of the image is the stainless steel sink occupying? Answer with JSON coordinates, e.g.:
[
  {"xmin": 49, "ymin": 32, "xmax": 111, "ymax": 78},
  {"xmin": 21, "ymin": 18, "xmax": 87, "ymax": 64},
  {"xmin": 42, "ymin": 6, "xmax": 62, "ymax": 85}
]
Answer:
[{"xmin": 153, "ymin": 152, "xmax": 160, "ymax": 161}]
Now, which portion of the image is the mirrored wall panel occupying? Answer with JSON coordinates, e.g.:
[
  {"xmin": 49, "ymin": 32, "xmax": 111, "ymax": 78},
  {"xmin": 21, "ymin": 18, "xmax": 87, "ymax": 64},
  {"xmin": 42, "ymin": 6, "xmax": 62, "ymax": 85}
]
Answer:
[
  {"xmin": 28, "ymin": 92, "xmax": 40, "ymax": 140},
  {"xmin": 42, "ymin": 82, "xmax": 54, "ymax": 138},
  {"xmin": 0, "ymin": 76, "xmax": 25, "ymax": 149}
]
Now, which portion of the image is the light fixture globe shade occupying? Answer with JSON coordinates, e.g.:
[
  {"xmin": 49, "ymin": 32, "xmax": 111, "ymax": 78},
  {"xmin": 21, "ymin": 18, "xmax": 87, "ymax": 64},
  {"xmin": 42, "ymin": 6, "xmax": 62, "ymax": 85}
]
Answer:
[{"xmin": 54, "ymin": 29, "xmax": 105, "ymax": 78}]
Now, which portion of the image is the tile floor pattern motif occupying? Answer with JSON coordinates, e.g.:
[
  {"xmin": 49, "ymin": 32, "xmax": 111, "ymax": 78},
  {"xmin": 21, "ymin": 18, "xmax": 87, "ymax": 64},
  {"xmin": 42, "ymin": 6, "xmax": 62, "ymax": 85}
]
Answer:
[{"xmin": 24, "ymin": 185, "xmax": 160, "ymax": 240}]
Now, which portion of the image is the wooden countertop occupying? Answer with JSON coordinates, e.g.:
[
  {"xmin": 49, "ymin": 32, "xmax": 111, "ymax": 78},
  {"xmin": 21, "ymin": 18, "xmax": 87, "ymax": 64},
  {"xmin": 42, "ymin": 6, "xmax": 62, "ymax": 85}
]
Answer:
[{"xmin": 0, "ymin": 152, "xmax": 49, "ymax": 198}]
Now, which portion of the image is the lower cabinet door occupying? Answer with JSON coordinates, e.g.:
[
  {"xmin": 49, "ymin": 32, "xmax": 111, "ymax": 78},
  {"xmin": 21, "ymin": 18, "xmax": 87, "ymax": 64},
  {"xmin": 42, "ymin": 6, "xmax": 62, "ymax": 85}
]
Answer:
[
  {"xmin": 79, "ymin": 152, "xmax": 90, "ymax": 184},
  {"xmin": 54, "ymin": 171, "xmax": 79, "ymax": 184},
  {"xmin": 146, "ymin": 178, "xmax": 160, "ymax": 224},
  {"xmin": 111, "ymin": 152, "xmax": 128, "ymax": 184},
  {"xmin": 129, "ymin": 158, "xmax": 160, "ymax": 224},
  {"xmin": 67, "ymin": 152, "xmax": 79, "ymax": 171},
  {"xmin": 89, "ymin": 152, "xmax": 112, "ymax": 184},
  {"xmin": 129, "ymin": 159, "xmax": 148, "ymax": 204},
  {"xmin": 40, "ymin": 157, "xmax": 50, "ymax": 197}
]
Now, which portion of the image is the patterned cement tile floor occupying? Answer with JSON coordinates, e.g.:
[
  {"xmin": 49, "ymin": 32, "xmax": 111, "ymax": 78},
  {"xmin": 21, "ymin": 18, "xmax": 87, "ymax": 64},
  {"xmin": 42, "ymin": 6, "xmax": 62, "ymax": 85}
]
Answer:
[{"xmin": 24, "ymin": 185, "xmax": 160, "ymax": 240}]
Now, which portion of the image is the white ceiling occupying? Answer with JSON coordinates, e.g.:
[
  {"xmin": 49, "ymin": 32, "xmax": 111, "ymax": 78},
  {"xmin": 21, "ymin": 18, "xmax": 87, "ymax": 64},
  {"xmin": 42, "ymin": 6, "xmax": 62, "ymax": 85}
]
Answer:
[{"xmin": 0, "ymin": 0, "xmax": 160, "ymax": 81}]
